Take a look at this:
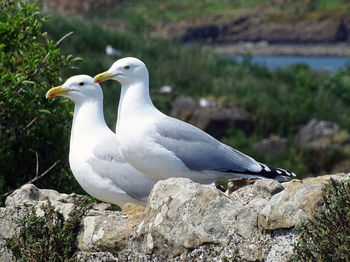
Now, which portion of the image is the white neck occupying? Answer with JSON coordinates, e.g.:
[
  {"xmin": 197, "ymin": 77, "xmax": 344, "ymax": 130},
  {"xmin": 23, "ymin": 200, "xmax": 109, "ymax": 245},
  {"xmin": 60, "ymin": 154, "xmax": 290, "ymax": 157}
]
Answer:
[
  {"xmin": 71, "ymin": 100, "xmax": 106, "ymax": 149},
  {"xmin": 116, "ymin": 80, "xmax": 155, "ymax": 129}
]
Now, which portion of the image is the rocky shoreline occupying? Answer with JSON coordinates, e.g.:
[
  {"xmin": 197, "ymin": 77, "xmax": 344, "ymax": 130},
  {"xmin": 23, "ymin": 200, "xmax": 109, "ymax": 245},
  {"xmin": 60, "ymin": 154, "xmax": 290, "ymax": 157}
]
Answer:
[
  {"xmin": 1, "ymin": 173, "xmax": 349, "ymax": 261},
  {"xmin": 208, "ymin": 42, "xmax": 350, "ymax": 57}
]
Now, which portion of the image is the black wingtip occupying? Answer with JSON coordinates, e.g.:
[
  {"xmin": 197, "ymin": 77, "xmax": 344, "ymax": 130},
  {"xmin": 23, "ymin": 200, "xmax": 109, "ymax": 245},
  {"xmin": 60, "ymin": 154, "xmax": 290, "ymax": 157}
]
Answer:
[{"xmin": 256, "ymin": 163, "xmax": 296, "ymax": 181}]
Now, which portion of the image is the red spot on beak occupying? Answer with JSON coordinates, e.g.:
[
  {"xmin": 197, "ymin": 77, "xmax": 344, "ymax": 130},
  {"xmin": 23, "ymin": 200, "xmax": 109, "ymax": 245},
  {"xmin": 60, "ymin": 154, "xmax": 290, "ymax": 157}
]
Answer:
[
  {"xmin": 96, "ymin": 80, "xmax": 102, "ymax": 83},
  {"xmin": 50, "ymin": 94, "xmax": 56, "ymax": 98}
]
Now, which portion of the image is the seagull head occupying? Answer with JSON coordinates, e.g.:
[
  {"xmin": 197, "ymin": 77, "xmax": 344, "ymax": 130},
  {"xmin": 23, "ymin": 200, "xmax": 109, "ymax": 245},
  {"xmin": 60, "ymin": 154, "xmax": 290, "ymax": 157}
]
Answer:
[
  {"xmin": 94, "ymin": 57, "xmax": 148, "ymax": 86},
  {"xmin": 46, "ymin": 75, "xmax": 103, "ymax": 104}
]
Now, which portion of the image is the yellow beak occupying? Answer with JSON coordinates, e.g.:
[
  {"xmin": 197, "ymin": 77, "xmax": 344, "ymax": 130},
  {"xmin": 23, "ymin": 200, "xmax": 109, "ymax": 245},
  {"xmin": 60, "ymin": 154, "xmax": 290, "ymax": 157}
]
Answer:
[
  {"xmin": 94, "ymin": 71, "xmax": 117, "ymax": 83},
  {"xmin": 46, "ymin": 85, "xmax": 69, "ymax": 98}
]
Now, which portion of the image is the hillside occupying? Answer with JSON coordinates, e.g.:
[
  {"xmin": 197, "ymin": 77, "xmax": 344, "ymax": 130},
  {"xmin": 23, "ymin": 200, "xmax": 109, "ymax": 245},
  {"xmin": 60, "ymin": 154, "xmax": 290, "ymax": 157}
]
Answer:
[{"xmin": 41, "ymin": 0, "xmax": 350, "ymax": 45}]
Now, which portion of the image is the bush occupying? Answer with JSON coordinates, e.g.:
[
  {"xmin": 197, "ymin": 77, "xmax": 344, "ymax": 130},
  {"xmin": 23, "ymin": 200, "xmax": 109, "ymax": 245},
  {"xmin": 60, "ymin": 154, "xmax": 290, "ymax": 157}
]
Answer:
[
  {"xmin": 5, "ymin": 197, "xmax": 91, "ymax": 261},
  {"xmin": 0, "ymin": 0, "xmax": 82, "ymax": 202},
  {"xmin": 292, "ymin": 178, "xmax": 350, "ymax": 261}
]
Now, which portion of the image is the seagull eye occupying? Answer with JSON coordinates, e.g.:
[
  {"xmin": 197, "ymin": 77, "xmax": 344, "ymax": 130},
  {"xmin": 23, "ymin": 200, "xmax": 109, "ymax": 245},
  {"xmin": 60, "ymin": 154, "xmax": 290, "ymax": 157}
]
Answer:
[
  {"xmin": 79, "ymin": 82, "xmax": 84, "ymax": 86},
  {"xmin": 124, "ymin": 66, "xmax": 130, "ymax": 70}
]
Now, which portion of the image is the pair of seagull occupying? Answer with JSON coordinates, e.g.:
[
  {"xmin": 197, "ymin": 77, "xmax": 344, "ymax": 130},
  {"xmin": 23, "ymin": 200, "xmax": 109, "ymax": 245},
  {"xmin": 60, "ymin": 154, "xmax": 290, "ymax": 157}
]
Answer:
[{"xmin": 46, "ymin": 57, "xmax": 295, "ymax": 207}]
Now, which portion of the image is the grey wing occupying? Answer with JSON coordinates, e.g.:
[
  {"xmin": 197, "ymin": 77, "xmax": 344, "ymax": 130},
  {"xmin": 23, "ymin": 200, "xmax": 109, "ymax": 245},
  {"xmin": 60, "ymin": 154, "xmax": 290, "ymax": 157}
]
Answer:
[
  {"xmin": 88, "ymin": 135, "xmax": 157, "ymax": 201},
  {"xmin": 154, "ymin": 117, "xmax": 262, "ymax": 173}
]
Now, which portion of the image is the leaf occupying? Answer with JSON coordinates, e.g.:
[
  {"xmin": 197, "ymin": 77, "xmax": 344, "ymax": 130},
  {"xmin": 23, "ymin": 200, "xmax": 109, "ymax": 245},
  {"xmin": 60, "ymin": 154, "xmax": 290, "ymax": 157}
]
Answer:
[{"xmin": 38, "ymin": 109, "xmax": 52, "ymax": 114}]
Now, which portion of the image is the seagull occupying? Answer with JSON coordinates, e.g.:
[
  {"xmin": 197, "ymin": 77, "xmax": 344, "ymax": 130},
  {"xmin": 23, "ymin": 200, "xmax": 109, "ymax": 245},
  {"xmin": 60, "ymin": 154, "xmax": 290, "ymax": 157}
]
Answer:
[
  {"xmin": 105, "ymin": 45, "xmax": 122, "ymax": 57},
  {"xmin": 94, "ymin": 57, "xmax": 296, "ymax": 184},
  {"xmin": 46, "ymin": 75, "xmax": 157, "ymax": 207}
]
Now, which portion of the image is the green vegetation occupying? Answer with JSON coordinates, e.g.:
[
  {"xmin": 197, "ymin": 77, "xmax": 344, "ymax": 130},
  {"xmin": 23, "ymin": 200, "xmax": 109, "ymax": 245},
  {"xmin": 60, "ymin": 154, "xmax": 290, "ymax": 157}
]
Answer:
[
  {"xmin": 42, "ymin": 14, "xmax": 350, "ymax": 177},
  {"xmin": 292, "ymin": 178, "xmax": 350, "ymax": 261},
  {"xmin": 82, "ymin": 0, "xmax": 350, "ymax": 34},
  {"xmin": 0, "ymin": 0, "xmax": 84, "ymax": 204},
  {"xmin": 5, "ymin": 197, "xmax": 91, "ymax": 261}
]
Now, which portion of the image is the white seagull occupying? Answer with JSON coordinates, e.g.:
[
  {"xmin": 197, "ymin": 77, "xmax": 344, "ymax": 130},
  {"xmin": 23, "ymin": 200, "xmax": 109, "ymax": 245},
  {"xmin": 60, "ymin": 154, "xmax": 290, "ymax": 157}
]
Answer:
[
  {"xmin": 46, "ymin": 75, "xmax": 157, "ymax": 207},
  {"xmin": 94, "ymin": 58, "xmax": 296, "ymax": 184}
]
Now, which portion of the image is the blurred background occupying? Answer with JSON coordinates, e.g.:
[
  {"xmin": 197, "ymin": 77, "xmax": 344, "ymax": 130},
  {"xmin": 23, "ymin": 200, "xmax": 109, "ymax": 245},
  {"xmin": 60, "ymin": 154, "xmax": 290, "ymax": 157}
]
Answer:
[{"xmin": 2, "ymin": 0, "xmax": 350, "ymax": 203}]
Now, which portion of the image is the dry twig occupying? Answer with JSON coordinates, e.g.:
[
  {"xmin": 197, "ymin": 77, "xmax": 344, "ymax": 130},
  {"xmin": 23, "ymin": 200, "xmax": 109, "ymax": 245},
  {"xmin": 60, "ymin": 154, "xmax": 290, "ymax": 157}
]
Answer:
[{"xmin": 1, "ymin": 160, "xmax": 61, "ymax": 198}]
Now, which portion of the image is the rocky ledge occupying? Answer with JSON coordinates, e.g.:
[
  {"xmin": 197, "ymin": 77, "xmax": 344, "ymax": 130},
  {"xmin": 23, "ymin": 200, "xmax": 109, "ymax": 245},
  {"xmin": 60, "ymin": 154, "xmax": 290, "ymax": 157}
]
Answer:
[{"xmin": 1, "ymin": 173, "xmax": 349, "ymax": 261}]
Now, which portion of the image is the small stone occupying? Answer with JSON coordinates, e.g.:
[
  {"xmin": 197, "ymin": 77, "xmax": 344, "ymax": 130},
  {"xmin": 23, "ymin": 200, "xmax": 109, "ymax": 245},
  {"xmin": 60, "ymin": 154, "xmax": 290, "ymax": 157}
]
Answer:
[
  {"xmin": 92, "ymin": 203, "xmax": 112, "ymax": 211},
  {"xmin": 252, "ymin": 179, "xmax": 285, "ymax": 199},
  {"xmin": 146, "ymin": 233, "xmax": 154, "ymax": 254}
]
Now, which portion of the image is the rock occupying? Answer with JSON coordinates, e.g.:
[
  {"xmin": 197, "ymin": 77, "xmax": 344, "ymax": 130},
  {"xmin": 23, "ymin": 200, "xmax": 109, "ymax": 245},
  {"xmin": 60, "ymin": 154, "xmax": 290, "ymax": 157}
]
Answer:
[
  {"xmin": 122, "ymin": 202, "xmax": 145, "ymax": 221},
  {"xmin": 77, "ymin": 209, "xmax": 140, "ymax": 253},
  {"xmin": 171, "ymin": 96, "xmax": 254, "ymax": 139},
  {"xmin": 254, "ymin": 137, "xmax": 288, "ymax": 157},
  {"xmin": 1, "ymin": 185, "xmax": 142, "ymax": 261},
  {"xmin": 182, "ymin": 15, "xmax": 348, "ymax": 44},
  {"xmin": 252, "ymin": 179, "xmax": 285, "ymax": 199},
  {"xmin": 77, "ymin": 251, "xmax": 118, "ymax": 261},
  {"xmin": 297, "ymin": 119, "xmax": 348, "ymax": 149},
  {"xmin": 0, "ymin": 207, "xmax": 28, "ymax": 262},
  {"xmin": 297, "ymin": 119, "xmax": 350, "ymax": 174},
  {"xmin": 5, "ymin": 183, "xmax": 83, "ymax": 219},
  {"xmin": 124, "ymin": 178, "xmax": 294, "ymax": 261},
  {"xmin": 182, "ymin": 24, "xmax": 220, "ymax": 43},
  {"xmin": 1, "ymin": 174, "xmax": 349, "ymax": 261},
  {"xmin": 138, "ymin": 178, "xmax": 239, "ymax": 254},
  {"xmin": 192, "ymin": 106, "xmax": 254, "ymax": 138},
  {"xmin": 171, "ymin": 95, "xmax": 198, "ymax": 123},
  {"xmin": 226, "ymin": 177, "xmax": 258, "ymax": 195},
  {"xmin": 258, "ymin": 173, "xmax": 350, "ymax": 230}
]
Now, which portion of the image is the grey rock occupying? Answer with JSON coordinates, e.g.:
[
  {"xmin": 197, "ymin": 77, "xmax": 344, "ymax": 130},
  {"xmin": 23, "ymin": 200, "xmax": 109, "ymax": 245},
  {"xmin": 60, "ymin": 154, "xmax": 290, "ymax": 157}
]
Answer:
[
  {"xmin": 192, "ymin": 106, "xmax": 253, "ymax": 138},
  {"xmin": 77, "ymin": 210, "xmax": 139, "ymax": 253},
  {"xmin": 2, "ymin": 174, "xmax": 349, "ymax": 261},
  {"xmin": 226, "ymin": 177, "xmax": 258, "ymax": 195},
  {"xmin": 0, "ymin": 206, "xmax": 34, "ymax": 262},
  {"xmin": 77, "ymin": 251, "xmax": 118, "ymax": 261},
  {"xmin": 182, "ymin": 15, "xmax": 347, "ymax": 44},
  {"xmin": 137, "ymin": 178, "xmax": 238, "ymax": 255},
  {"xmin": 235, "ymin": 198, "xmax": 269, "ymax": 238},
  {"xmin": 252, "ymin": 179, "xmax": 285, "ymax": 199},
  {"xmin": 171, "ymin": 96, "xmax": 253, "ymax": 139},
  {"xmin": 126, "ymin": 178, "xmax": 294, "ymax": 261},
  {"xmin": 5, "ymin": 183, "xmax": 83, "ymax": 219},
  {"xmin": 258, "ymin": 173, "xmax": 350, "ymax": 230},
  {"xmin": 171, "ymin": 95, "xmax": 198, "ymax": 123},
  {"xmin": 253, "ymin": 137, "xmax": 288, "ymax": 157},
  {"xmin": 297, "ymin": 119, "xmax": 347, "ymax": 149}
]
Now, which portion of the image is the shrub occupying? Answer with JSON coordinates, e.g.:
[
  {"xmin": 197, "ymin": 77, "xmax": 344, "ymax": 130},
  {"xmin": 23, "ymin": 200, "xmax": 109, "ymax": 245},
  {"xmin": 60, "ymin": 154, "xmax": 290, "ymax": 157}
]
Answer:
[
  {"xmin": 5, "ymin": 197, "xmax": 91, "ymax": 261},
  {"xmin": 0, "ymin": 0, "xmax": 82, "ymax": 201},
  {"xmin": 292, "ymin": 178, "xmax": 350, "ymax": 261}
]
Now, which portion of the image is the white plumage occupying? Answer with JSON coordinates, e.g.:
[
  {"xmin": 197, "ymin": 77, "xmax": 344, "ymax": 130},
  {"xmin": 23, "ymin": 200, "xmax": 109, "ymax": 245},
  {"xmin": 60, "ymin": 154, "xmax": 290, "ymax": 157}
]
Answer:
[
  {"xmin": 94, "ymin": 58, "xmax": 295, "ymax": 184},
  {"xmin": 46, "ymin": 75, "xmax": 156, "ymax": 207}
]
